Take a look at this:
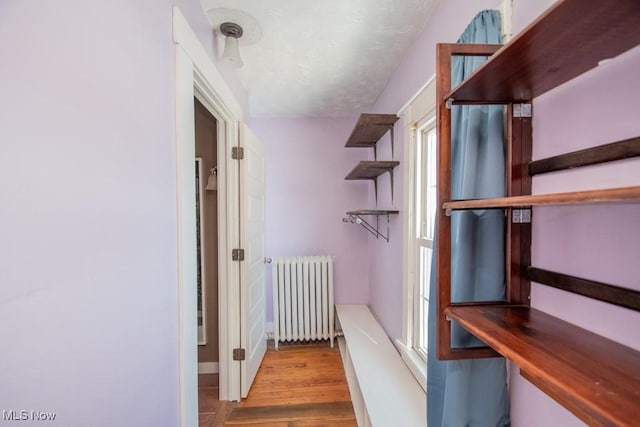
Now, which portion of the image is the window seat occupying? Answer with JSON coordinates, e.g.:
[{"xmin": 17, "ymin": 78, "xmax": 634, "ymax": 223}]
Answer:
[{"xmin": 336, "ymin": 304, "xmax": 426, "ymax": 427}]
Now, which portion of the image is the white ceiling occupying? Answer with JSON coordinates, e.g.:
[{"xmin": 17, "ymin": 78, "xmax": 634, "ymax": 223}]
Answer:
[{"xmin": 201, "ymin": 0, "xmax": 437, "ymax": 118}]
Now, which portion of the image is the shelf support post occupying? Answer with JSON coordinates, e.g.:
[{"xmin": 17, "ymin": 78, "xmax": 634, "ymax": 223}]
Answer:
[{"xmin": 389, "ymin": 124, "xmax": 395, "ymax": 160}]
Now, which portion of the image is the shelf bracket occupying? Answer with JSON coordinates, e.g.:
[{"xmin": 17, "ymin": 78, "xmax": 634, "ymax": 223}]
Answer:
[
  {"xmin": 389, "ymin": 124, "xmax": 395, "ymax": 160},
  {"xmin": 342, "ymin": 213, "xmax": 392, "ymax": 242},
  {"xmin": 373, "ymin": 178, "xmax": 378, "ymax": 205},
  {"xmin": 446, "ymin": 98, "xmax": 454, "ymax": 109}
]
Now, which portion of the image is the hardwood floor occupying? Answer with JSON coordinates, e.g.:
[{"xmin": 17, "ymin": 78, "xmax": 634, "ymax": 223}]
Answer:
[{"xmin": 199, "ymin": 341, "xmax": 356, "ymax": 426}]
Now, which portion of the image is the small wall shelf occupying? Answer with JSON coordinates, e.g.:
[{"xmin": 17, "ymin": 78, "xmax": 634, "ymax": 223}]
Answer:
[
  {"xmin": 342, "ymin": 210, "xmax": 399, "ymax": 242},
  {"xmin": 345, "ymin": 161, "xmax": 400, "ymax": 203},
  {"xmin": 345, "ymin": 113, "xmax": 399, "ymax": 159}
]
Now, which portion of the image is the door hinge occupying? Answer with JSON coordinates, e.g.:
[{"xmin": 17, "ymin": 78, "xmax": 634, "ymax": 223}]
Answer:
[
  {"xmin": 232, "ymin": 348, "xmax": 246, "ymax": 361},
  {"xmin": 232, "ymin": 147, "xmax": 244, "ymax": 160},
  {"xmin": 513, "ymin": 103, "xmax": 532, "ymax": 118},
  {"xmin": 232, "ymin": 248, "xmax": 245, "ymax": 261}
]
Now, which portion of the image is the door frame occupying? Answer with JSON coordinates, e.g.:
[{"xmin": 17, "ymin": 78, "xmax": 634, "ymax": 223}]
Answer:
[{"xmin": 173, "ymin": 7, "xmax": 244, "ymax": 426}]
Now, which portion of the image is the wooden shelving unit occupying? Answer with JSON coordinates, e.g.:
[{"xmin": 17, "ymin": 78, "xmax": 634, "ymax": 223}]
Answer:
[
  {"xmin": 343, "ymin": 114, "xmax": 400, "ymax": 241},
  {"xmin": 435, "ymin": 0, "xmax": 640, "ymax": 425}
]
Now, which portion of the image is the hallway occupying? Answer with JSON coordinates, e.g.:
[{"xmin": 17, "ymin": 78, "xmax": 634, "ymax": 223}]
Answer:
[{"xmin": 199, "ymin": 341, "xmax": 356, "ymax": 426}]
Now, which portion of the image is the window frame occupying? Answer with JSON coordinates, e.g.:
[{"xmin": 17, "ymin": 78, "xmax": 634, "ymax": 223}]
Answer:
[{"xmin": 398, "ymin": 76, "xmax": 437, "ymax": 392}]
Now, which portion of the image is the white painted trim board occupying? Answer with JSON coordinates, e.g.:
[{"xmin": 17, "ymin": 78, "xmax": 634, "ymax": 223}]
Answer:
[{"xmin": 336, "ymin": 305, "xmax": 426, "ymax": 427}]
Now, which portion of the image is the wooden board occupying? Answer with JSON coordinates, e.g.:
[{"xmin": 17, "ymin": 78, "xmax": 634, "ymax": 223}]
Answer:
[
  {"xmin": 346, "ymin": 209, "xmax": 399, "ymax": 216},
  {"xmin": 443, "ymin": 186, "xmax": 640, "ymax": 210},
  {"xmin": 528, "ymin": 136, "xmax": 640, "ymax": 176},
  {"xmin": 447, "ymin": 0, "xmax": 640, "ymax": 103},
  {"xmin": 344, "ymin": 161, "xmax": 399, "ymax": 180},
  {"xmin": 344, "ymin": 113, "xmax": 398, "ymax": 148},
  {"xmin": 445, "ymin": 305, "xmax": 640, "ymax": 426}
]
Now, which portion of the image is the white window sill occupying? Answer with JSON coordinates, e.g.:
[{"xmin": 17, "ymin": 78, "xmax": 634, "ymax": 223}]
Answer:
[{"xmin": 395, "ymin": 340, "xmax": 427, "ymax": 392}]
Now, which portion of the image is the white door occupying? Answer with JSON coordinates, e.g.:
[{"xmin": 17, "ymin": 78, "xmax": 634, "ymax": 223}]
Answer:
[{"xmin": 240, "ymin": 125, "xmax": 267, "ymax": 397}]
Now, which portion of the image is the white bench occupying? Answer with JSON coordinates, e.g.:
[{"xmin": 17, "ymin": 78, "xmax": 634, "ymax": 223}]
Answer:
[{"xmin": 336, "ymin": 304, "xmax": 426, "ymax": 427}]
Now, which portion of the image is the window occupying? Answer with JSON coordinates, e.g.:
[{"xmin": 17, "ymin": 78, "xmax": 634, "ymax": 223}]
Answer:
[
  {"xmin": 414, "ymin": 121, "xmax": 437, "ymax": 359},
  {"xmin": 398, "ymin": 78, "xmax": 437, "ymax": 391}
]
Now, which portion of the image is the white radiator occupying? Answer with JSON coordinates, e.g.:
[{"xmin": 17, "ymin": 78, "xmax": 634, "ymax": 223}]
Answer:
[{"xmin": 272, "ymin": 256, "xmax": 335, "ymax": 350}]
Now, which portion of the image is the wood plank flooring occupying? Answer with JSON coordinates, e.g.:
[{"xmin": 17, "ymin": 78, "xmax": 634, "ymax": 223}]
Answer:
[{"xmin": 199, "ymin": 341, "xmax": 356, "ymax": 427}]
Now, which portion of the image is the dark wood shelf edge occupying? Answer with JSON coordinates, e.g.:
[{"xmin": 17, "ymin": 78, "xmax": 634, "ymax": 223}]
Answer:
[
  {"xmin": 443, "ymin": 186, "xmax": 640, "ymax": 210},
  {"xmin": 344, "ymin": 113, "xmax": 399, "ymax": 148},
  {"xmin": 526, "ymin": 267, "xmax": 640, "ymax": 312},
  {"xmin": 344, "ymin": 161, "xmax": 400, "ymax": 180},
  {"xmin": 528, "ymin": 136, "xmax": 640, "ymax": 176},
  {"xmin": 346, "ymin": 210, "xmax": 399, "ymax": 216},
  {"xmin": 445, "ymin": 304, "xmax": 640, "ymax": 426}
]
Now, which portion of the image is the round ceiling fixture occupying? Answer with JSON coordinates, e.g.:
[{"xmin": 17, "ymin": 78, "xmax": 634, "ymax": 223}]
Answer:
[{"xmin": 207, "ymin": 8, "xmax": 262, "ymax": 45}]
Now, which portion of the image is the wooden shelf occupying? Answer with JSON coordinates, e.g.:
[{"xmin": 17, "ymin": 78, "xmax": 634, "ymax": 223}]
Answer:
[
  {"xmin": 446, "ymin": 0, "xmax": 640, "ymax": 104},
  {"xmin": 528, "ymin": 136, "xmax": 640, "ymax": 176},
  {"xmin": 445, "ymin": 305, "xmax": 640, "ymax": 426},
  {"xmin": 345, "ymin": 161, "xmax": 399, "ymax": 180},
  {"xmin": 443, "ymin": 186, "xmax": 640, "ymax": 211},
  {"xmin": 344, "ymin": 114, "xmax": 399, "ymax": 148},
  {"xmin": 346, "ymin": 210, "xmax": 398, "ymax": 216}
]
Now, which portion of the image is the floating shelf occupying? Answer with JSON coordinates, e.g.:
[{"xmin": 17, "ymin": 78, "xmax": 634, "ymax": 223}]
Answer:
[
  {"xmin": 345, "ymin": 113, "xmax": 399, "ymax": 159},
  {"xmin": 446, "ymin": 0, "xmax": 640, "ymax": 104},
  {"xmin": 445, "ymin": 304, "xmax": 640, "ymax": 426},
  {"xmin": 345, "ymin": 161, "xmax": 400, "ymax": 204},
  {"xmin": 345, "ymin": 161, "xmax": 399, "ymax": 180},
  {"xmin": 442, "ymin": 186, "xmax": 640, "ymax": 212},
  {"xmin": 343, "ymin": 210, "xmax": 399, "ymax": 242}
]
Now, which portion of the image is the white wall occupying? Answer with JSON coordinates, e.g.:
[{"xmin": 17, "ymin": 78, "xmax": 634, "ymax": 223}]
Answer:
[{"xmin": 0, "ymin": 1, "xmax": 243, "ymax": 425}]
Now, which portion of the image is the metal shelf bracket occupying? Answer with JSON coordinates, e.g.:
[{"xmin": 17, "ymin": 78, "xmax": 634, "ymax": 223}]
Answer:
[{"xmin": 342, "ymin": 211, "xmax": 396, "ymax": 242}]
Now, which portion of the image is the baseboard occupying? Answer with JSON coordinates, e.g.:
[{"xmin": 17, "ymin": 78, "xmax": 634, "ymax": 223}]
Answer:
[{"xmin": 198, "ymin": 362, "xmax": 219, "ymax": 374}]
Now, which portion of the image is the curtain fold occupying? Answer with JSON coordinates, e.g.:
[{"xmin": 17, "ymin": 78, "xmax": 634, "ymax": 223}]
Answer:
[{"xmin": 427, "ymin": 10, "xmax": 510, "ymax": 427}]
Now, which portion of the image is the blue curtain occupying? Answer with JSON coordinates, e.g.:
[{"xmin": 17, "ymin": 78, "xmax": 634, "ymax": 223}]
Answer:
[{"xmin": 427, "ymin": 10, "xmax": 510, "ymax": 427}]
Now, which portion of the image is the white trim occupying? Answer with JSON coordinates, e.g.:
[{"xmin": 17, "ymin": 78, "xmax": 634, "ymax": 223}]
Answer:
[
  {"xmin": 173, "ymin": 6, "xmax": 244, "ymax": 426},
  {"xmin": 173, "ymin": 8, "xmax": 242, "ymax": 120},
  {"xmin": 338, "ymin": 337, "xmax": 369, "ymax": 427},
  {"xmin": 500, "ymin": 0, "xmax": 514, "ymax": 43},
  {"xmin": 198, "ymin": 362, "xmax": 220, "ymax": 374},
  {"xmin": 195, "ymin": 158, "xmax": 208, "ymax": 346},
  {"xmin": 400, "ymin": 78, "xmax": 437, "ymax": 389},
  {"xmin": 397, "ymin": 74, "xmax": 436, "ymax": 116},
  {"xmin": 396, "ymin": 340, "xmax": 427, "ymax": 392}
]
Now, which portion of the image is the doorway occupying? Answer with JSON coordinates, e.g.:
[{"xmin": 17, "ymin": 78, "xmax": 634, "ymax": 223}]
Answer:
[{"xmin": 194, "ymin": 96, "xmax": 221, "ymax": 418}]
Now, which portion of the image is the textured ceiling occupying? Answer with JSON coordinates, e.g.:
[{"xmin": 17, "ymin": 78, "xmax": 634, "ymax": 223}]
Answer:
[{"xmin": 201, "ymin": 0, "xmax": 437, "ymax": 117}]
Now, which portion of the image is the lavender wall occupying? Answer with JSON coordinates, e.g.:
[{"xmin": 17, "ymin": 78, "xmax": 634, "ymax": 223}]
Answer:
[
  {"xmin": 250, "ymin": 118, "xmax": 371, "ymax": 323},
  {"xmin": 0, "ymin": 1, "xmax": 243, "ymax": 425}
]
